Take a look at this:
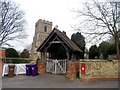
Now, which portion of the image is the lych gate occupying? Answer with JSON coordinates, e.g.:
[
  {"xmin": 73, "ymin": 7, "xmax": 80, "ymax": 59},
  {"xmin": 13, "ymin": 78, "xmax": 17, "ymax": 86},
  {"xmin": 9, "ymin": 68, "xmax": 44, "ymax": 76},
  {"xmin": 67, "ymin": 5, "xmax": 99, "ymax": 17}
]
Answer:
[
  {"xmin": 37, "ymin": 28, "xmax": 83, "ymax": 74},
  {"xmin": 46, "ymin": 59, "xmax": 66, "ymax": 74}
]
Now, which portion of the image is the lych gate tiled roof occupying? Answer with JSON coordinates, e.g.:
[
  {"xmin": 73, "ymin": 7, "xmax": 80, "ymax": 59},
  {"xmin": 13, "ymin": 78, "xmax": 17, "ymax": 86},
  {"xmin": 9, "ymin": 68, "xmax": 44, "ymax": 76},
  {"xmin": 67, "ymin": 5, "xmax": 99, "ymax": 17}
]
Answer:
[{"xmin": 37, "ymin": 28, "xmax": 83, "ymax": 52}]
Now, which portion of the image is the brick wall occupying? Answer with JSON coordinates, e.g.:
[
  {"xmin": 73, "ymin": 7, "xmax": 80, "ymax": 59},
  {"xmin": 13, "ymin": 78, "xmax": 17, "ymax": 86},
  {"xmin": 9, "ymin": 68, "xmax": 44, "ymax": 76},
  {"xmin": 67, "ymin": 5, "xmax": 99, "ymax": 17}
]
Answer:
[
  {"xmin": 0, "ymin": 60, "xmax": 4, "ymax": 76},
  {"xmin": 0, "ymin": 49, "xmax": 5, "ymax": 76},
  {"xmin": 37, "ymin": 61, "xmax": 45, "ymax": 74},
  {"xmin": 66, "ymin": 61, "xmax": 79, "ymax": 80},
  {"xmin": 0, "ymin": 60, "xmax": 2, "ymax": 76}
]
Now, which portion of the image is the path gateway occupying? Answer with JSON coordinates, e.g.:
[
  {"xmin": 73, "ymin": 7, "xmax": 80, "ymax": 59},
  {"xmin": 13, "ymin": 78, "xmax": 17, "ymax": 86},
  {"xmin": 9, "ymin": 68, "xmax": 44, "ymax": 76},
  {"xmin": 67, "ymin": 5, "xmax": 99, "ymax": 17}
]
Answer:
[
  {"xmin": 37, "ymin": 28, "xmax": 83, "ymax": 74},
  {"xmin": 46, "ymin": 59, "xmax": 66, "ymax": 74}
]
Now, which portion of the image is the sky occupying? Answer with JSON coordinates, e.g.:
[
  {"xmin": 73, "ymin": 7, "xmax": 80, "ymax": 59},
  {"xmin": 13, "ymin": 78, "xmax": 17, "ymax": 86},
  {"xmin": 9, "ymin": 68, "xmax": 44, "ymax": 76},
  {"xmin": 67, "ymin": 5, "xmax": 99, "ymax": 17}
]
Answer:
[
  {"xmin": 10, "ymin": 0, "xmax": 86, "ymax": 51},
  {"xmin": 7, "ymin": 0, "xmax": 119, "ymax": 52},
  {"xmin": 11, "ymin": 0, "xmax": 118, "ymax": 52}
]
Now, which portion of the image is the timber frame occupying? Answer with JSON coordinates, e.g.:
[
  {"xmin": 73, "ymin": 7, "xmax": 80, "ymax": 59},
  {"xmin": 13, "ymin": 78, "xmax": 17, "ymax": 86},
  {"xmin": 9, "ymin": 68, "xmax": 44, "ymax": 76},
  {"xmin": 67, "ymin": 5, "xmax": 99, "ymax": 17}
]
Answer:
[{"xmin": 37, "ymin": 28, "xmax": 83, "ymax": 61}]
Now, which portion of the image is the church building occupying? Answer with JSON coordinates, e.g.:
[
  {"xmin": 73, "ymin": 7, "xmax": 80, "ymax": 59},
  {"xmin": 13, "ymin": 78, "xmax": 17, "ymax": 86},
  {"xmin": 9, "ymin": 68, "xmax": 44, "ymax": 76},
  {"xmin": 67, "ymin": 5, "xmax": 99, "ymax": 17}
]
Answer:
[{"xmin": 30, "ymin": 19, "xmax": 52, "ymax": 60}]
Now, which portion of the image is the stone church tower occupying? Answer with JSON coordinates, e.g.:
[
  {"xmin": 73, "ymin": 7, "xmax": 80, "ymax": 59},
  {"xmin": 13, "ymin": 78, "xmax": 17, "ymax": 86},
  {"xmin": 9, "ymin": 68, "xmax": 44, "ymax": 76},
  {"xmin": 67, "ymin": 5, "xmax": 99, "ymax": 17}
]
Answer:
[{"xmin": 30, "ymin": 19, "xmax": 52, "ymax": 60}]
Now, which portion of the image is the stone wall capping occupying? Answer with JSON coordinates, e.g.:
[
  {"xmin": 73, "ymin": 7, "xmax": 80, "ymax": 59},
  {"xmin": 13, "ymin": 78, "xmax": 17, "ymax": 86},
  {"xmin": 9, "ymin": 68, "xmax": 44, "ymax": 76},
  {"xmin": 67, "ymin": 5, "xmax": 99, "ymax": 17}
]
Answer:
[{"xmin": 79, "ymin": 59, "xmax": 119, "ymax": 62}]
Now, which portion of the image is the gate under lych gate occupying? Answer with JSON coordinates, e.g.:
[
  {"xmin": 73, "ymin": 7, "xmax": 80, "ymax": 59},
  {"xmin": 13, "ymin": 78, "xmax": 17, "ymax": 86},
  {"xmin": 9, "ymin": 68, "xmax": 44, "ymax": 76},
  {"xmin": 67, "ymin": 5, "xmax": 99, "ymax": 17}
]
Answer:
[{"xmin": 46, "ymin": 59, "xmax": 66, "ymax": 74}]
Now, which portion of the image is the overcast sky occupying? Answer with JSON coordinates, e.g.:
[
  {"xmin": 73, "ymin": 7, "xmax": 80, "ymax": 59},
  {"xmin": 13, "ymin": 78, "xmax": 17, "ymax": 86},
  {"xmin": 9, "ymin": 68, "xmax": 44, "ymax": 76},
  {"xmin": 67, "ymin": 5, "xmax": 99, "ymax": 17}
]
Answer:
[
  {"xmin": 9, "ymin": 0, "xmax": 86, "ymax": 51},
  {"xmin": 8, "ymin": 0, "xmax": 119, "ymax": 52}
]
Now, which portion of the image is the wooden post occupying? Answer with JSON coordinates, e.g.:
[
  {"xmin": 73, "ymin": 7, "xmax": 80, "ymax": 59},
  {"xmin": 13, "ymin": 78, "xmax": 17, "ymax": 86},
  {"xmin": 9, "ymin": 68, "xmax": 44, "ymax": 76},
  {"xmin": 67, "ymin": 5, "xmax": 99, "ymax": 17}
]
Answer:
[
  {"xmin": 40, "ymin": 52, "xmax": 42, "ymax": 60},
  {"xmin": 71, "ymin": 53, "xmax": 76, "ymax": 61},
  {"xmin": 41, "ymin": 52, "xmax": 43, "ymax": 60},
  {"xmin": 66, "ymin": 51, "xmax": 70, "ymax": 61},
  {"xmin": 49, "ymin": 53, "xmax": 51, "ymax": 59},
  {"xmin": 46, "ymin": 59, "xmax": 48, "ymax": 72},
  {"xmin": 54, "ymin": 59, "xmax": 58, "ymax": 74},
  {"xmin": 54, "ymin": 61, "xmax": 57, "ymax": 74},
  {"xmin": 65, "ymin": 59, "xmax": 66, "ymax": 73},
  {"xmin": 44, "ymin": 51, "xmax": 47, "ymax": 61},
  {"xmin": 41, "ymin": 52, "xmax": 45, "ymax": 60},
  {"xmin": 49, "ymin": 53, "xmax": 50, "ymax": 59},
  {"xmin": 43, "ymin": 52, "xmax": 45, "ymax": 61}
]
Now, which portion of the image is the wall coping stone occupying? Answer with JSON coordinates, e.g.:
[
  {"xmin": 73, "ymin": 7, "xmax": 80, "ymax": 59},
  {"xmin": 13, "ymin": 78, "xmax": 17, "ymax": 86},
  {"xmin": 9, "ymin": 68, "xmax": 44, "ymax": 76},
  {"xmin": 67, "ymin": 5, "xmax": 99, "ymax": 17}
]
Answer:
[{"xmin": 79, "ymin": 59, "xmax": 119, "ymax": 62}]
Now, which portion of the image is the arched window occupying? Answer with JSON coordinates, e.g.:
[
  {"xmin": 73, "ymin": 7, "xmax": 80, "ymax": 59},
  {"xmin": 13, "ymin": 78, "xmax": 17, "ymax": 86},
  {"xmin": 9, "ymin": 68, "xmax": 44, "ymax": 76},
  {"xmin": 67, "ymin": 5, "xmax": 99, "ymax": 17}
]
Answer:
[{"xmin": 44, "ymin": 26, "xmax": 47, "ymax": 32}]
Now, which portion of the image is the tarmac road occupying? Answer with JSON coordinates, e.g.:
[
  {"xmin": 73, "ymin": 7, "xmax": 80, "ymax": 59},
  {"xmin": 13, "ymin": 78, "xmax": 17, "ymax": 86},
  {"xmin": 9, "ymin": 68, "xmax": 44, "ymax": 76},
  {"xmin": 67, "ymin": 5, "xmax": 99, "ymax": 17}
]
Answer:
[{"xmin": 2, "ymin": 73, "xmax": 119, "ymax": 88}]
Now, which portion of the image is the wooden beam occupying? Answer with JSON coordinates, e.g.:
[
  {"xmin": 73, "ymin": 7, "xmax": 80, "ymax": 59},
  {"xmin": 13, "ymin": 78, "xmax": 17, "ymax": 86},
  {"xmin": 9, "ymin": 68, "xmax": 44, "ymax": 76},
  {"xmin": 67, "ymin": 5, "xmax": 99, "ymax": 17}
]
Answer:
[
  {"xmin": 50, "ymin": 41, "xmax": 64, "ymax": 44},
  {"xmin": 56, "ymin": 37, "xmax": 68, "ymax": 51},
  {"xmin": 45, "ymin": 35, "xmax": 59, "ymax": 50}
]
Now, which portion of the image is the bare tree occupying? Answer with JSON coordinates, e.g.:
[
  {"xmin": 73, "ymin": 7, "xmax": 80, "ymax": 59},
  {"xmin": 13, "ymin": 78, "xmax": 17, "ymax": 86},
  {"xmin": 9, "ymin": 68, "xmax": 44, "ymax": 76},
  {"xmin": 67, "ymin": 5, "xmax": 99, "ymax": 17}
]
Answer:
[
  {"xmin": 0, "ymin": 0, "xmax": 26, "ymax": 47},
  {"xmin": 74, "ymin": 1, "xmax": 120, "ymax": 59}
]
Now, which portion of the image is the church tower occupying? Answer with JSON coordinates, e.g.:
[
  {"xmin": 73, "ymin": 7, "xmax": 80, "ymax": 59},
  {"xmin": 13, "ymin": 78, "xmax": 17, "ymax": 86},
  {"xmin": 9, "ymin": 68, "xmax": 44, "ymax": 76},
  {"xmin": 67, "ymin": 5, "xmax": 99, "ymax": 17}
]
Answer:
[{"xmin": 30, "ymin": 19, "xmax": 52, "ymax": 60}]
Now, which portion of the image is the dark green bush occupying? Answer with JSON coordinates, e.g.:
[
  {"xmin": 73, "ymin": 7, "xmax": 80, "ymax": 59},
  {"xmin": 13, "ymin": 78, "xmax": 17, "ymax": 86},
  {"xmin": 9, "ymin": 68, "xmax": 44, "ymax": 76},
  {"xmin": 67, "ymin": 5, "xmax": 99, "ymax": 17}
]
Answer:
[{"xmin": 6, "ymin": 58, "xmax": 31, "ymax": 64}]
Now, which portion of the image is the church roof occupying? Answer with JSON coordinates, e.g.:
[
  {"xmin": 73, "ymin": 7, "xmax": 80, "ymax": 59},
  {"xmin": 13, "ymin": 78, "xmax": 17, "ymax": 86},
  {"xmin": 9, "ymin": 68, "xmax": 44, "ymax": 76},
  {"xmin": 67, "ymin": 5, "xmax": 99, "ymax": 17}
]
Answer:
[{"xmin": 37, "ymin": 28, "xmax": 83, "ymax": 52}]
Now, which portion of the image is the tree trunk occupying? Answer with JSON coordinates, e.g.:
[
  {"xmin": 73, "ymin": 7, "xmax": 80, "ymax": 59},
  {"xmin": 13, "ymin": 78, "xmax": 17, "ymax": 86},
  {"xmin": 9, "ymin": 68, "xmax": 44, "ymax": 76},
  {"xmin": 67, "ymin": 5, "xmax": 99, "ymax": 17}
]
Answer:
[{"xmin": 115, "ymin": 36, "xmax": 120, "ymax": 60}]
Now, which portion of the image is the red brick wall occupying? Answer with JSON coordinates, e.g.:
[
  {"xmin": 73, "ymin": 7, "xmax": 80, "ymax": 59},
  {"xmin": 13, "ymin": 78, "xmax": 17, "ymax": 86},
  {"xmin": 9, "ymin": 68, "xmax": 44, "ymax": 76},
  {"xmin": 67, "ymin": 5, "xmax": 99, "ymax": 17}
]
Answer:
[
  {"xmin": 0, "ymin": 60, "xmax": 2, "ymax": 76},
  {"xmin": 66, "ymin": 61, "xmax": 79, "ymax": 80},
  {"xmin": 0, "ymin": 49, "xmax": 5, "ymax": 76},
  {"xmin": 0, "ymin": 60, "xmax": 4, "ymax": 76},
  {"xmin": 37, "ymin": 61, "xmax": 45, "ymax": 74},
  {"xmin": 0, "ymin": 49, "xmax": 5, "ymax": 58}
]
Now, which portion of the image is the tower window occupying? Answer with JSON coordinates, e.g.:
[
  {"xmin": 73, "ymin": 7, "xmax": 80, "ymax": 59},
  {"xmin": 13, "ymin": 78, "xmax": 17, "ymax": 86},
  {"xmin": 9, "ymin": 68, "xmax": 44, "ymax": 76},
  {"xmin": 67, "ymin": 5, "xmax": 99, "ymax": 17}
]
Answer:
[{"xmin": 44, "ymin": 26, "xmax": 47, "ymax": 32}]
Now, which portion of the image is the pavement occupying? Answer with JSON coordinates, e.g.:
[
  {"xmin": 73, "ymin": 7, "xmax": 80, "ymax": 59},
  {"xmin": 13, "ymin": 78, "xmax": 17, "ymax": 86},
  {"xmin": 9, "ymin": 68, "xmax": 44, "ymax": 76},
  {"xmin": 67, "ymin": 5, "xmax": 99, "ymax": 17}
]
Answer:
[{"xmin": 2, "ymin": 73, "xmax": 119, "ymax": 88}]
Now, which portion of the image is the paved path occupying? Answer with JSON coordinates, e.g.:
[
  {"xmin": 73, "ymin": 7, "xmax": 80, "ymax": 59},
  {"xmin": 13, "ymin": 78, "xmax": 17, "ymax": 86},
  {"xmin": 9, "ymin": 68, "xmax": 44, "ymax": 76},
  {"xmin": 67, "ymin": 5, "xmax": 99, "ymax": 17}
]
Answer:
[{"xmin": 2, "ymin": 74, "xmax": 119, "ymax": 88}]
